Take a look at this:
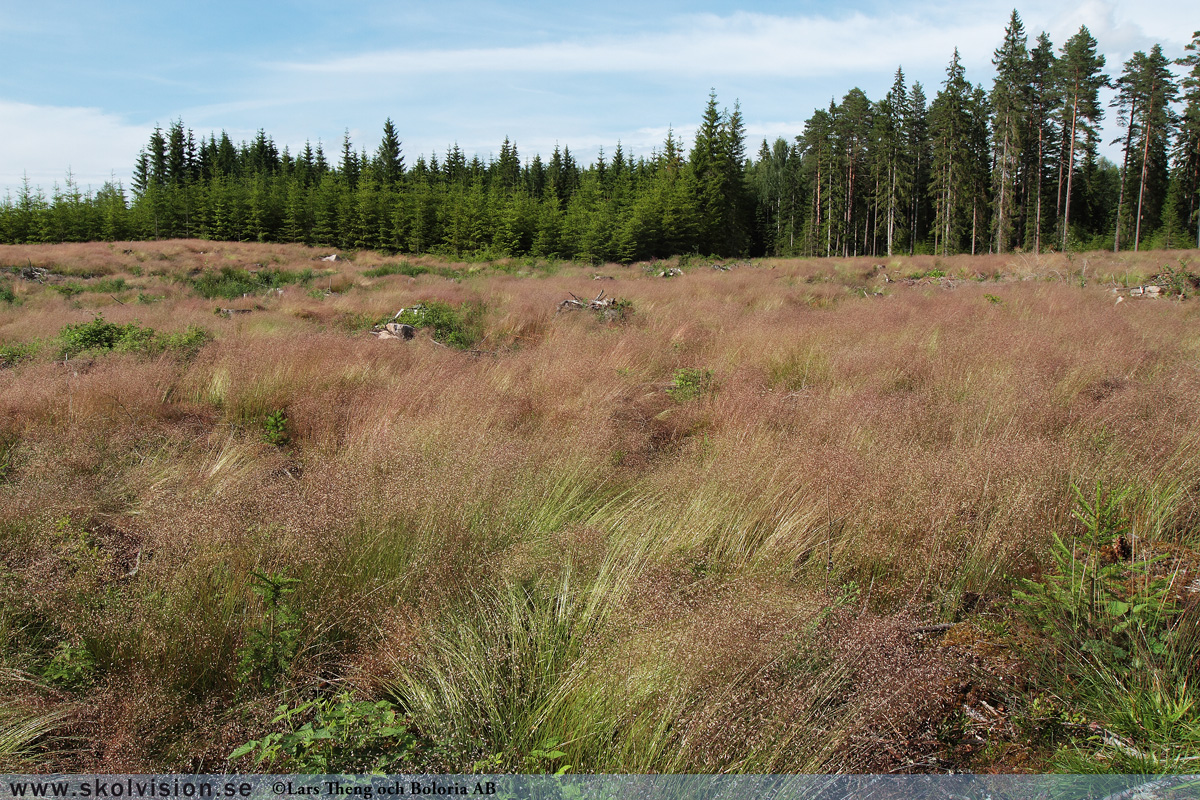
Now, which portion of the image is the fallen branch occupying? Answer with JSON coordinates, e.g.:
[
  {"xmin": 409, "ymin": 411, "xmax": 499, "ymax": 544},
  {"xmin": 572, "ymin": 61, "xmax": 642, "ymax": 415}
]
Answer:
[{"xmin": 557, "ymin": 290, "xmax": 620, "ymax": 313}]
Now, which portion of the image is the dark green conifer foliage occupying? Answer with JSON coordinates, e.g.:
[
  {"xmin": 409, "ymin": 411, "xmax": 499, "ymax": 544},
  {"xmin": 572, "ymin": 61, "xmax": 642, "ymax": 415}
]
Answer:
[
  {"xmin": 1055, "ymin": 26, "xmax": 1109, "ymax": 249},
  {"xmin": 990, "ymin": 10, "xmax": 1030, "ymax": 253},
  {"xmin": 1024, "ymin": 32, "xmax": 1059, "ymax": 253},
  {"xmin": 1174, "ymin": 31, "xmax": 1200, "ymax": 246},
  {"xmin": 874, "ymin": 68, "xmax": 911, "ymax": 256},
  {"xmin": 929, "ymin": 50, "xmax": 977, "ymax": 255},
  {"xmin": 376, "ymin": 118, "xmax": 405, "ymax": 186},
  {"xmin": 906, "ymin": 82, "xmax": 932, "ymax": 252},
  {"xmin": 341, "ymin": 131, "xmax": 360, "ymax": 191},
  {"xmin": 9, "ymin": 21, "xmax": 1200, "ymax": 260}
]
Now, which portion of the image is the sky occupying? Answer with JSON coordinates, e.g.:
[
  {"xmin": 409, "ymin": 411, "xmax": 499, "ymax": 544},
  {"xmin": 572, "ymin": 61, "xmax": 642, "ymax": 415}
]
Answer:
[{"xmin": 0, "ymin": 0, "xmax": 1194, "ymax": 197}]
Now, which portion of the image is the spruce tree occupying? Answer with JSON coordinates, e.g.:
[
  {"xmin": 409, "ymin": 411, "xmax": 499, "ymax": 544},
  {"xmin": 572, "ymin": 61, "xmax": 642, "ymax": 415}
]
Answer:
[
  {"xmin": 906, "ymin": 82, "xmax": 931, "ymax": 252},
  {"xmin": 1024, "ymin": 33, "xmax": 1059, "ymax": 253},
  {"xmin": 1175, "ymin": 31, "xmax": 1200, "ymax": 247},
  {"xmin": 340, "ymin": 131, "xmax": 360, "ymax": 191},
  {"xmin": 875, "ymin": 68, "xmax": 911, "ymax": 256},
  {"xmin": 690, "ymin": 90, "xmax": 729, "ymax": 253},
  {"xmin": 929, "ymin": 50, "xmax": 975, "ymax": 255},
  {"xmin": 990, "ymin": 10, "xmax": 1030, "ymax": 253},
  {"xmin": 376, "ymin": 118, "xmax": 405, "ymax": 185}
]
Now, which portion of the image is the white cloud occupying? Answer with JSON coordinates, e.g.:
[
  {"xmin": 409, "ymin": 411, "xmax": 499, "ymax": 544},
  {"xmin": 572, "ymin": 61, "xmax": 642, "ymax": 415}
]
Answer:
[
  {"xmin": 271, "ymin": 11, "xmax": 999, "ymax": 83},
  {"xmin": 0, "ymin": 101, "xmax": 146, "ymax": 194}
]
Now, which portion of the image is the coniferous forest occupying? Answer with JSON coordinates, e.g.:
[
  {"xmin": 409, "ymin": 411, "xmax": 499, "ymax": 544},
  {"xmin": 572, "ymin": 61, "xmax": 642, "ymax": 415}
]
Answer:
[{"xmin": 4, "ymin": 14, "xmax": 1200, "ymax": 259}]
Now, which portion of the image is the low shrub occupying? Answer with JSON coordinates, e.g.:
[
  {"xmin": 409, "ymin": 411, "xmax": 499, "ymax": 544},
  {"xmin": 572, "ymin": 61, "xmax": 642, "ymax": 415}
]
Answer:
[
  {"xmin": 363, "ymin": 261, "xmax": 431, "ymax": 279},
  {"xmin": 0, "ymin": 341, "xmax": 36, "ymax": 367},
  {"xmin": 667, "ymin": 367, "xmax": 714, "ymax": 402},
  {"xmin": 396, "ymin": 300, "xmax": 485, "ymax": 349},
  {"xmin": 58, "ymin": 314, "xmax": 212, "ymax": 359},
  {"xmin": 190, "ymin": 266, "xmax": 313, "ymax": 299},
  {"xmin": 229, "ymin": 692, "xmax": 419, "ymax": 772}
]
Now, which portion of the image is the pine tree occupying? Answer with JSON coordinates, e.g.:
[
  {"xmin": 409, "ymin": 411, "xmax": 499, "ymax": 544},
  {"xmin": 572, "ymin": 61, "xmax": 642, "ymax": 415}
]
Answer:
[
  {"xmin": 1055, "ymin": 26, "xmax": 1108, "ymax": 249},
  {"xmin": 801, "ymin": 106, "xmax": 836, "ymax": 256},
  {"xmin": 1128, "ymin": 46, "xmax": 1176, "ymax": 250},
  {"xmin": 834, "ymin": 89, "xmax": 873, "ymax": 256}
]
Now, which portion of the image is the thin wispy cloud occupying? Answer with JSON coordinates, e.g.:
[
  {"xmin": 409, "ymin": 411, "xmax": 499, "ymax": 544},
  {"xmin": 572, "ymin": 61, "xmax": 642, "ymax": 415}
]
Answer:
[
  {"xmin": 274, "ymin": 11, "xmax": 998, "ymax": 80},
  {"xmin": 0, "ymin": 101, "xmax": 146, "ymax": 191},
  {"xmin": 0, "ymin": 0, "xmax": 1193, "ymax": 195}
]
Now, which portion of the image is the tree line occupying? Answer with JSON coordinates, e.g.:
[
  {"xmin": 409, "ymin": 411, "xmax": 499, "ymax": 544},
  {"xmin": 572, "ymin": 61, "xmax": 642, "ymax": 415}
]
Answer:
[{"xmin": 2, "ymin": 14, "xmax": 1198, "ymax": 259}]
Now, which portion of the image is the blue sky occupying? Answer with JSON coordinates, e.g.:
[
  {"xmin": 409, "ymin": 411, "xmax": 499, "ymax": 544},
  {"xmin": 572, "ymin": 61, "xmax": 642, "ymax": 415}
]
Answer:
[{"xmin": 0, "ymin": 0, "xmax": 1193, "ymax": 196}]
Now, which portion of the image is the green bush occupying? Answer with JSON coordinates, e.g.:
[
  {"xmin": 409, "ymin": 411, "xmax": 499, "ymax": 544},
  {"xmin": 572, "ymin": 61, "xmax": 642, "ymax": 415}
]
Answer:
[
  {"xmin": 189, "ymin": 266, "xmax": 313, "ymax": 299},
  {"xmin": 667, "ymin": 367, "xmax": 714, "ymax": 402},
  {"xmin": 51, "ymin": 282, "xmax": 84, "ymax": 297},
  {"xmin": 155, "ymin": 325, "xmax": 212, "ymax": 358},
  {"xmin": 0, "ymin": 341, "xmax": 36, "ymax": 367},
  {"xmin": 57, "ymin": 315, "xmax": 211, "ymax": 359},
  {"xmin": 229, "ymin": 692, "xmax": 418, "ymax": 772},
  {"xmin": 90, "ymin": 277, "xmax": 127, "ymax": 294},
  {"xmin": 40, "ymin": 642, "xmax": 97, "ymax": 691},
  {"xmin": 363, "ymin": 261, "xmax": 430, "ymax": 279},
  {"xmin": 0, "ymin": 282, "xmax": 15, "ymax": 304},
  {"xmin": 59, "ymin": 315, "xmax": 149, "ymax": 356},
  {"xmin": 395, "ymin": 300, "xmax": 485, "ymax": 349}
]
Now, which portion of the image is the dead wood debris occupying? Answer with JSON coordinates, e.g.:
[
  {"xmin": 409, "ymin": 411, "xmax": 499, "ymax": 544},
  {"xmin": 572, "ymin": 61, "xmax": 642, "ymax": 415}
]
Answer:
[
  {"xmin": 18, "ymin": 264, "xmax": 49, "ymax": 282},
  {"xmin": 557, "ymin": 290, "xmax": 619, "ymax": 313}
]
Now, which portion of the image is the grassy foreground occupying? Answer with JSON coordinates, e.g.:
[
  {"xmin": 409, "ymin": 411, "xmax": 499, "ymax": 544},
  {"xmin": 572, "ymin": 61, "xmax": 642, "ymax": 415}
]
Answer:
[{"xmin": 1, "ymin": 240, "xmax": 1199, "ymax": 773}]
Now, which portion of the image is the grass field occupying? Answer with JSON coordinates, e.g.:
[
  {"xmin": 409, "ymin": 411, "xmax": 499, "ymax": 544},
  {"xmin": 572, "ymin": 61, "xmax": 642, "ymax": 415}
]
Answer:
[{"xmin": 1, "ymin": 240, "xmax": 1199, "ymax": 773}]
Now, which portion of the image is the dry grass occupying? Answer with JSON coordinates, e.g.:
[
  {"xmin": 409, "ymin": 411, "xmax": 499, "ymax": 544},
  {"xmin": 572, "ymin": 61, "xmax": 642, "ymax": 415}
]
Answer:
[{"xmin": 2, "ymin": 240, "xmax": 1199, "ymax": 772}]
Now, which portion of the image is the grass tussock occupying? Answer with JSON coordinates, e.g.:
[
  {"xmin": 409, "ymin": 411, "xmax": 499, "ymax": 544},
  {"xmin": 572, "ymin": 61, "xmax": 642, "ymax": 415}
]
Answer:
[{"xmin": 1, "ymin": 239, "xmax": 1200, "ymax": 772}]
